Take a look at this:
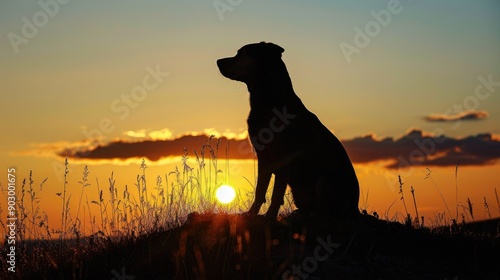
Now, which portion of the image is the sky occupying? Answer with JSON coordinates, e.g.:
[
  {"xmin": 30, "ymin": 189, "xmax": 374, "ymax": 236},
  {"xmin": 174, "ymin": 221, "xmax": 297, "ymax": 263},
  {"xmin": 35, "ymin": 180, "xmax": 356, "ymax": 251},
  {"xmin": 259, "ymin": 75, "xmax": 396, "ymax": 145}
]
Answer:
[{"xmin": 1, "ymin": 0, "xmax": 500, "ymax": 234}]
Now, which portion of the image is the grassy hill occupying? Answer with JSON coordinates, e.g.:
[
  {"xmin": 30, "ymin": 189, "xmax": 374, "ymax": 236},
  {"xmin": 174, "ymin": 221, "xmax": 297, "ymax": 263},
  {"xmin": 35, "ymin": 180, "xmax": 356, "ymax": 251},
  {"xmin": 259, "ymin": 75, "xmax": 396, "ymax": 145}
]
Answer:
[{"xmin": 8, "ymin": 213, "xmax": 499, "ymax": 280}]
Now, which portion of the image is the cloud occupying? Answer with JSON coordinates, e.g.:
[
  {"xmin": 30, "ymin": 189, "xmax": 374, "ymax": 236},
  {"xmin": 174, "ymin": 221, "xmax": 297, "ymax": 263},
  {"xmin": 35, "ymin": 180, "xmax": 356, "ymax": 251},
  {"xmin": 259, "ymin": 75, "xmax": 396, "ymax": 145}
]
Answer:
[
  {"xmin": 123, "ymin": 128, "xmax": 174, "ymax": 140},
  {"xmin": 343, "ymin": 129, "xmax": 500, "ymax": 168},
  {"xmin": 55, "ymin": 133, "xmax": 254, "ymax": 162},
  {"xmin": 425, "ymin": 110, "xmax": 488, "ymax": 122},
  {"xmin": 19, "ymin": 128, "xmax": 500, "ymax": 169}
]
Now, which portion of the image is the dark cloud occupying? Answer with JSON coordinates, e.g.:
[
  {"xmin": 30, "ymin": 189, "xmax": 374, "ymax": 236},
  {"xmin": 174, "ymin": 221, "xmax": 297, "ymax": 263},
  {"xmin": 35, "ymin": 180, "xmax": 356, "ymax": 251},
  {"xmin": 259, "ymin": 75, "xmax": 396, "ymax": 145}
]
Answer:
[
  {"xmin": 53, "ymin": 129, "xmax": 500, "ymax": 169},
  {"xmin": 343, "ymin": 129, "xmax": 500, "ymax": 168},
  {"xmin": 58, "ymin": 135, "xmax": 254, "ymax": 161},
  {"xmin": 425, "ymin": 110, "xmax": 488, "ymax": 122}
]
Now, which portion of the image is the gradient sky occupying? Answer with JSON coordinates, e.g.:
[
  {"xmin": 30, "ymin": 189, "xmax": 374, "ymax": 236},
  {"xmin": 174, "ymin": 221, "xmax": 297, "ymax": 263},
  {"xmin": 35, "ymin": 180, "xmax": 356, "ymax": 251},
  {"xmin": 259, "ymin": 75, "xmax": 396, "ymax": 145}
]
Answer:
[{"xmin": 1, "ymin": 0, "xmax": 500, "ymax": 229}]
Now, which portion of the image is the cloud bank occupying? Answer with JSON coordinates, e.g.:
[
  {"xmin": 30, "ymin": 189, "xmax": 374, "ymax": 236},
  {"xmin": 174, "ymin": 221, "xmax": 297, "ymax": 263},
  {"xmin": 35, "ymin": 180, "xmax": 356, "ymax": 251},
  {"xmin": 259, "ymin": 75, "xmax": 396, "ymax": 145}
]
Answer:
[
  {"xmin": 343, "ymin": 129, "xmax": 500, "ymax": 168},
  {"xmin": 57, "ymin": 134, "xmax": 254, "ymax": 161},
  {"xmin": 21, "ymin": 128, "xmax": 500, "ymax": 169}
]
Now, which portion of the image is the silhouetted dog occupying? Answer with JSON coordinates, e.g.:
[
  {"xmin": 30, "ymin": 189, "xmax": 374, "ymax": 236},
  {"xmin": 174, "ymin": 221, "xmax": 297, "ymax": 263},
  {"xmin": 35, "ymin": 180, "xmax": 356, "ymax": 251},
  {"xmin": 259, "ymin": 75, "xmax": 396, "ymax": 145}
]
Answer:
[{"xmin": 217, "ymin": 42, "xmax": 359, "ymax": 221}]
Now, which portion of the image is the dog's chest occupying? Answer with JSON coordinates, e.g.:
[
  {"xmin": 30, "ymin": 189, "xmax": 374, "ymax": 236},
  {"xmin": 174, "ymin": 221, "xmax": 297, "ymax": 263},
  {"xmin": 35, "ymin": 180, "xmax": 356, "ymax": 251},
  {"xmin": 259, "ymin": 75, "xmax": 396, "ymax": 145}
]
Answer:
[
  {"xmin": 246, "ymin": 107, "xmax": 298, "ymax": 154},
  {"xmin": 247, "ymin": 109, "xmax": 283, "ymax": 136}
]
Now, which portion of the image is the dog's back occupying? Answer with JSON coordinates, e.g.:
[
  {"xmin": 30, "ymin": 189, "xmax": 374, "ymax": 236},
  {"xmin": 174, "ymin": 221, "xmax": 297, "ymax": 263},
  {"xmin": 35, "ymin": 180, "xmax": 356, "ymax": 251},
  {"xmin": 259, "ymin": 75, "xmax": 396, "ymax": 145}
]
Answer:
[{"xmin": 286, "ymin": 110, "xmax": 359, "ymax": 218}]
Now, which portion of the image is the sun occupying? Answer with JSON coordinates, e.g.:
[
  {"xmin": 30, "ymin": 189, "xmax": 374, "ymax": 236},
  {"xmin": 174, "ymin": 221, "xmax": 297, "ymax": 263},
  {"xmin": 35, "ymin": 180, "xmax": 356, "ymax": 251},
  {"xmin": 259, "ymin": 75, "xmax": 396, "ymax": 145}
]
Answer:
[{"xmin": 215, "ymin": 185, "xmax": 236, "ymax": 204}]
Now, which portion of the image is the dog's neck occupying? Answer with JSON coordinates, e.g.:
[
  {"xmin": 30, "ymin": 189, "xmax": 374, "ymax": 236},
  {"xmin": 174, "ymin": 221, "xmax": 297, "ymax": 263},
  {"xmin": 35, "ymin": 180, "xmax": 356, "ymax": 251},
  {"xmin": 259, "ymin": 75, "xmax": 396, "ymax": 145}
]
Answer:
[{"xmin": 246, "ymin": 67, "xmax": 302, "ymax": 110}]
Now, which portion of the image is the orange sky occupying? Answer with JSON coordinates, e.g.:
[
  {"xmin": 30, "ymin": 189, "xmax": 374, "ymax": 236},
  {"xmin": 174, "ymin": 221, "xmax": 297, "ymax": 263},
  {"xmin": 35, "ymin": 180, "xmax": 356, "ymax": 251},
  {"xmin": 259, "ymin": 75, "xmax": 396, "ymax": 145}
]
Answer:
[
  {"xmin": 1, "ymin": 1, "xmax": 500, "ymax": 239},
  {"xmin": 2, "ymin": 133, "xmax": 499, "ymax": 240}
]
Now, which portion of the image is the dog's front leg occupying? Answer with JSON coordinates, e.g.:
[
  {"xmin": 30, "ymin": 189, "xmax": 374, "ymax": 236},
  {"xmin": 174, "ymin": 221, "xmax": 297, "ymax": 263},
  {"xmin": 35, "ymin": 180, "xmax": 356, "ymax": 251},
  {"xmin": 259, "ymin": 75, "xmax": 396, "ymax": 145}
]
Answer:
[
  {"xmin": 265, "ymin": 171, "xmax": 288, "ymax": 219},
  {"xmin": 247, "ymin": 166, "xmax": 272, "ymax": 216}
]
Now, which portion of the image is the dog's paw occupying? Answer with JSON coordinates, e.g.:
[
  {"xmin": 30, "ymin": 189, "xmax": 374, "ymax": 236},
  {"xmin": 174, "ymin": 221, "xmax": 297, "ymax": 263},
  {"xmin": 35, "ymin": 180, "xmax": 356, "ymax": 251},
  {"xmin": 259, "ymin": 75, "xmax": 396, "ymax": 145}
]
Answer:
[
  {"xmin": 263, "ymin": 206, "xmax": 279, "ymax": 222},
  {"xmin": 246, "ymin": 203, "xmax": 261, "ymax": 217}
]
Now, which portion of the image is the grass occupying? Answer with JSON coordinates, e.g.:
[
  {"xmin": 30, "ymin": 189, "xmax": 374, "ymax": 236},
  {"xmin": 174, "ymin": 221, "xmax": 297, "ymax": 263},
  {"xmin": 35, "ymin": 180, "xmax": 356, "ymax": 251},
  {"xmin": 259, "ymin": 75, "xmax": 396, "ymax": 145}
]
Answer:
[{"xmin": 0, "ymin": 137, "xmax": 499, "ymax": 279}]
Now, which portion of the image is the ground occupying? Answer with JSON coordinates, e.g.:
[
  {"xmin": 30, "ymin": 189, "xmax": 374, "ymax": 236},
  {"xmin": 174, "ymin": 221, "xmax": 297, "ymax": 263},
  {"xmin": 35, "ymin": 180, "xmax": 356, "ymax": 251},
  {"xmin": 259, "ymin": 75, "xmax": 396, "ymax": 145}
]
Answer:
[{"xmin": 12, "ymin": 213, "xmax": 500, "ymax": 279}]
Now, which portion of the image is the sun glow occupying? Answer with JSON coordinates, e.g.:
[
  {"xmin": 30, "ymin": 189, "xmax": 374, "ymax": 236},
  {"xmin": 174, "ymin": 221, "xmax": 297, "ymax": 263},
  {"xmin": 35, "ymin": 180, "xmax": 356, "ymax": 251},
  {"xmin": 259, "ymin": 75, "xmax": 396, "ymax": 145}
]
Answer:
[{"xmin": 216, "ymin": 185, "xmax": 236, "ymax": 204}]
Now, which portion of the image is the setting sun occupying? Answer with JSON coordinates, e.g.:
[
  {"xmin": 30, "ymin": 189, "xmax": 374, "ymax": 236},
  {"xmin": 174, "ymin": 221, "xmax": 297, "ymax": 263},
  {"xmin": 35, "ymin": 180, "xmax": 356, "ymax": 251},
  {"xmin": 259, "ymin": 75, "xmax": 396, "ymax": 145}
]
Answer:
[{"xmin": 215, "ymin": 185, "xmax": 236, "ymax": 204}]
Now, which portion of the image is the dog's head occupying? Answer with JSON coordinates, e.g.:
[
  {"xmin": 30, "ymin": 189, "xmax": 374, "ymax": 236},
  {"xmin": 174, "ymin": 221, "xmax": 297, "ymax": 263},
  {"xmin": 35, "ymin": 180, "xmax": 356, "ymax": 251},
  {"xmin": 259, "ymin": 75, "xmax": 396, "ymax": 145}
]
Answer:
[{"xmin": 217, "ymin": 42, "xmax": 285, "ymax": 85}]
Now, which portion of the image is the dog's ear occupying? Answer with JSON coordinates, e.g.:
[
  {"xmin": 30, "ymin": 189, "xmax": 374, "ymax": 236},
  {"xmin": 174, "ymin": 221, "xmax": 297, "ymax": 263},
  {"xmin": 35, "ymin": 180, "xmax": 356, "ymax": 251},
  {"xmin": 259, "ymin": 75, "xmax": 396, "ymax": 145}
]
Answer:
[{"xmin": 261, "ymin": 42, "xmax": 284, "ymax": 57}]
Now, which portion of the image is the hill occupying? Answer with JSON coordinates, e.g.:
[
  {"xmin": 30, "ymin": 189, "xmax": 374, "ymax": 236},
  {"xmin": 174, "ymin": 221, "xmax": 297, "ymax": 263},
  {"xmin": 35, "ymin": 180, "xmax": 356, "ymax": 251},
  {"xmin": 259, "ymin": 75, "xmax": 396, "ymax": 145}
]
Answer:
[{"xmin": 15, "ymin": 213, "xmax": 499, "ymax": 280}]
